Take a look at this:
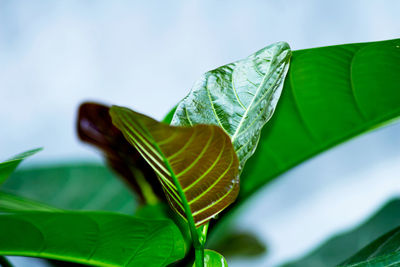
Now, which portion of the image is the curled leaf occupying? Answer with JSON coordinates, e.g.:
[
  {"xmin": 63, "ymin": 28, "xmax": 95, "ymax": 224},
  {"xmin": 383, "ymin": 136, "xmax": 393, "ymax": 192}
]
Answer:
[
  {"xmin": 77, "ymin": 102, "xmax": 163, "ymax": 203},
  {"xmin": 110, "ymin": 106, "xmax": 240, "ymax": 227}
]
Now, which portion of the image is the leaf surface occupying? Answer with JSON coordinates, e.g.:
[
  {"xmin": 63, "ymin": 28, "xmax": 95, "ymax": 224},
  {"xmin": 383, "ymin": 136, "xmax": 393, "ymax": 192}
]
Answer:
[
  {"xmin": 1, "ymin": 163, "xmax": 136, "ymax": 214},
  {"xmin": 167, "ymin": 39, "xmax": 400, "ymax": 204},
  {"xmin": 171, "ymin": 42, "xmax": 291, "ymax": 170},
  {"xmin": 235, "ymin": 38, "xmax": 400, "ymax": 200},
  {"xmin": 203, "ymin": 250, "xmax": 228, "ymax": 267},
  {"xmin": 0, "ymin": 148, "xmax": 42, "ymax": 184},
  {"xmin": 0, "ymin": 211, "xmax": 185, "ymax": 267},
  {"xmin": 110, "ymin": 106, "xmax": 239, "ymax": 227},
  {"xmin": 339, "ymin": 224, "xmax": 400, "ymax": 266}
]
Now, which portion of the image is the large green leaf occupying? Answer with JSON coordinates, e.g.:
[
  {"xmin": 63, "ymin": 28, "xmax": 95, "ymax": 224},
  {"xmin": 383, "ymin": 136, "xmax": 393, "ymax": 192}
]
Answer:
[
  {"xmin": 237, "ymin": 38, "xmax": 400, "ymax": 200},
  {"xmin": 0, "ymin": 211, "xmax": 185, "ymax": 267},
  {"xmin": 0, "ymin": 148, "xmax": 42, "ymax": 185},
  {"xmin": 281, "ymin": 199, "xmax": 400, "ymax": 267},
  {"xmin": 1, "ymin": 163, "xmax": 136, "ymax": 213},
  {"xmin": 339, "ymin": 225, "xmax": 400, "ymax": 266},
  {"xmin": 110, "ymin": 106, "xmax": 239, "ymax": 228},
  {"xmin": 171, "ymin": 42, "xmax": 291, "ymax": 171}
]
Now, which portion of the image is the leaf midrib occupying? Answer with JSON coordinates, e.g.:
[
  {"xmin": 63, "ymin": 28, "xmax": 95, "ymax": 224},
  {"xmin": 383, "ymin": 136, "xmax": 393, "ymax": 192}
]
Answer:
[{"xmin": 230, "ymin": 60, "xmax": 272, "ymax": 142}]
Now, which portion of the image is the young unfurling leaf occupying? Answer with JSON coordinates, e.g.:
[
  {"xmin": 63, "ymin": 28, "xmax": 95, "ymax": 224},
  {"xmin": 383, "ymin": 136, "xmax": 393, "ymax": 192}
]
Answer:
[{"xmin": 110, "ymin": 106, "xmax": 240, "ymax": 228}]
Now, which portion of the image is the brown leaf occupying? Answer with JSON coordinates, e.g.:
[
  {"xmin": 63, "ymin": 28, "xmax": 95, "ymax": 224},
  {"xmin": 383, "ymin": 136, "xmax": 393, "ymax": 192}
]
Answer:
[
  {"xmin": 77, "ymin": 102, "xmax": 164, "ymax": 203},
  {"xmin": 110, "ymin": 105, "xmax": 240, "ymax": 227}
]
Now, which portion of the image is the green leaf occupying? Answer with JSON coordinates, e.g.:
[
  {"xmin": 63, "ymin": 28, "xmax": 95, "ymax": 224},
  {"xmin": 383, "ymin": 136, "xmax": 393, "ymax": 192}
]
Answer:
[
  {"xmin": 171, "ymin": 42, "xmax": 291, "ymax": 171},
  {"xmin": 110, "ymin": 106, "xmax": 239, "ymax": 229},
  {"xmin": 134, "ymin": 203, "xmax": 192, "ymax": 250},
  {"xmin": 193, "ymin": 250, "xmax": 227, "ymax": 267},
  {"xmin": 0, "ymin": 191, "xmax": 60, "ymax": 212},
  {"xmin": 0, "ymin": 148, "xmax": 42, "ymax": 185},
  {"xmin": 0, "ymin": 211, "xmax": 185, "ymax": 267},
  {"xmin": 238, "ymin": 38, "xmax": 400, "ymax": 201},
  {"xmin": 1, "ymin": 163, "xmax": 137, "ymax": 213},
  {"xmin": 281, "ymin": 198, "xmax": 400, "ymax": 267},
  {"xmin": 339, "ymin": 226, "xmax": 400, "ymax": 266}
]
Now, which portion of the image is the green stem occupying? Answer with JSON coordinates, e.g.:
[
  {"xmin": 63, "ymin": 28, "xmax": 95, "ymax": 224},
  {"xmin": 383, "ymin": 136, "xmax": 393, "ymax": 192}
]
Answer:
[
  {"xmin": 0, "ymin": 256, "xmax": 13, "ymax": 267},
  {"xmin": 195, "ymin": 245, "xmax": 205, "ymax": 267}
]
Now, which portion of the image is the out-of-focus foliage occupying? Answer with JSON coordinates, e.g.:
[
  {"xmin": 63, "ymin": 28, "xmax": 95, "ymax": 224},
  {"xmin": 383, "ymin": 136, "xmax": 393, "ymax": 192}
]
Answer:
[
  {"xmin": 1, "ymin": 163, "xmax": 136, "ymax": 213},
  {"xmin": 0, "ymin": 148, "xmax": 42, "ymax": 185},
  {"xmin": 282, "ymin": 199, "xmax": 400, "ymax": 267}
]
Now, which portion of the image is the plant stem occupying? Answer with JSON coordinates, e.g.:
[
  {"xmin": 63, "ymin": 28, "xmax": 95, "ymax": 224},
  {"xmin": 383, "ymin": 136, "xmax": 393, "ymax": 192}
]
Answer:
[
  {"xmin": 0, "ymin": 256, "xmax": 13, "ymax": 267},
  {"xmin": 195, "ymin": 245, "xmax": 205, "ymax": 267}
]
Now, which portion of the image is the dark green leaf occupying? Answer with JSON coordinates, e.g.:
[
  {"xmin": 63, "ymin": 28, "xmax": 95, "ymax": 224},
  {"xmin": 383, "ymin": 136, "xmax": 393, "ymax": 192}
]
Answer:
[
  {"xmin": 171, "ymin": 42, "xmax": 291, "ymax": 171},
  {"xmin": 0, "ymin": 148, "xmax": 42, "ymax": 185},
  {"xmin": 281, "ymin": 199, "xmax": 400, "ymax": 267},
  {"xmin": 339, "ymin": 225, "xmax": 400, "ymax": 266},
  {"xmin": 1, "ymin": 163, "xmax": 136, "ymax": 213},
  {"xmin": 0, "ymin": 211, "xmax": 186, "ymax": 267},
  {"xmin": 110, "ymin": 106, "xmax": 240, "ymax": 227},
  {"xmin": 238, "ymin": 38, "xmax": 400, "ymax": 201}
]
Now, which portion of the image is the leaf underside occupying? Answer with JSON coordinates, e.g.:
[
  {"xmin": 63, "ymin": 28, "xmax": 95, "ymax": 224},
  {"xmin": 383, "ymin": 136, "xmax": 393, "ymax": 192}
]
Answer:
[
  {"xmin": 110, "ymin": 106, "xmax": 239, "ymax": 227},
  {"xmin": 0, "ymin": 211, "xmax": 185, "ymax": 267},
  {"xmin": 171, "ymin": 41, "xmax": 291, "ymax": 171}
]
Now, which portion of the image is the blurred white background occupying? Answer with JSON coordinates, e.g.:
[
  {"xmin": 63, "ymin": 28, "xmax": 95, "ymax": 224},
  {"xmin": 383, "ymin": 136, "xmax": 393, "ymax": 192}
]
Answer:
[{"xmin": 1, "ymin": 1, "xmax": 400, "ymax": 266}]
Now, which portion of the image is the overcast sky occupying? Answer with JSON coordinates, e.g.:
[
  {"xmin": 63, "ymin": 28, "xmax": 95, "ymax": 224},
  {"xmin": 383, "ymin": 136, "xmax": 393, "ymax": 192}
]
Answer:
[
  {"xmin": 1, "ymin": 1, "xmax": 400, "ymax": 266},
  {"xmin": 1, "ymin": 0, "xmax": 399, "ymax": 162}
]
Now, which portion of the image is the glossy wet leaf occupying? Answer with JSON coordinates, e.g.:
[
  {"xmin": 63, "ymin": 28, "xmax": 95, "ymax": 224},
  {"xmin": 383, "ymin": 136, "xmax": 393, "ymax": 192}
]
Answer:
[
  {"xmin": 339, "ymin": 224, "xmax": 400, "ymax": 266},
  {"xmin": 171, "ymin": 42, "xmax": 291, "ymax": 171},
  {"xmin": 236, "ymin": 38, "xmax": 400, "ymax": 201},
  {"xmin": 0, "ymin": 211, "xmax": 185, "ymax": 267},
  {"xmin": 77, "ymin": 102, "xmax": 162, "ymax": 204},
  {"xmin": 281, "ymin": 199, "xmax": 400, "ymax": 267},
  {"xmin": 1, "ymin": 163, "xmax": 136, "ymax": 213},
  {"xmin": 110, "ymin": 106, "xmax": 239, "ymax": 227},
  {"xmin": 0, "ymin": 148, "xmax": 42, "ymax": 184}
]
